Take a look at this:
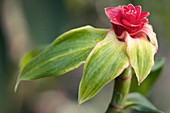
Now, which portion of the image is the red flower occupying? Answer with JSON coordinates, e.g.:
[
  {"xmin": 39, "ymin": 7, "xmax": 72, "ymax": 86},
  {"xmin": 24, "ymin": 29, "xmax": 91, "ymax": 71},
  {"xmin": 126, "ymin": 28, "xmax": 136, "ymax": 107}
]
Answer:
[
  {"xmin": 104, "ymin": 4, "xmax": 159, "ymax": 84},
  {"xmin": 105, "ymin": 4, "xmax": 158, "ymax": 50},
  {"xmin": 105, "ymin": 4, "xmax": 149, "ymax": 38}
]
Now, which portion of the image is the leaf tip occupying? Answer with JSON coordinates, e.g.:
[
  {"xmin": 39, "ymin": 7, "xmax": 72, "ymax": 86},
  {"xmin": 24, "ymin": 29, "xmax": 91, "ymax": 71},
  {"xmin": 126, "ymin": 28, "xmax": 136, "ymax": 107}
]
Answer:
[
  {"xmin": 137, "ymin": 76, "xmax": 147, "ymax": 85},
  {"xmin": 14, "ymin": 80, "xmax": 21, "ymax": 92},
  {"xmin": 78, "ymin": 91, "xmax": 87, "ymax": 104},
  {"xmin": 78, "ymin": 97, "xmax": 85, "ymax": 105},
  {"xmin": 78, "ymin": 92, "xmax": 87, "ymax": 104},
  {"xmin": 138, "ymin": 81, "xmax": 141, "ymax": 86}
]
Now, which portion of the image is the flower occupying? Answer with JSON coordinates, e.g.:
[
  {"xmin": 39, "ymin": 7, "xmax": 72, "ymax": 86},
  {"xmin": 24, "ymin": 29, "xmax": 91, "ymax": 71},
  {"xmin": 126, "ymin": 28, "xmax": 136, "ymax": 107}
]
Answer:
[
  {"xmin": 105, "ymin": 4, "xmax": 158, "ymax": 83},
  {"xmin": 105, "ymin": 4, "xmax": 149, "ymax": 37},
  {"xmin": 105, "ymin": 4, "xmax": 157, "ymax": 49}
]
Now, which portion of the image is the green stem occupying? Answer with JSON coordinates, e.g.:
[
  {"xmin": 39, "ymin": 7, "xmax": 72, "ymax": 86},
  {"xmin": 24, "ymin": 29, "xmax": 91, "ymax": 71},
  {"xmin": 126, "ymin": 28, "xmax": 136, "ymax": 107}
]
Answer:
[{"xmin": 106, "ymin": 67, "xmax": 132, "ymax": 113}]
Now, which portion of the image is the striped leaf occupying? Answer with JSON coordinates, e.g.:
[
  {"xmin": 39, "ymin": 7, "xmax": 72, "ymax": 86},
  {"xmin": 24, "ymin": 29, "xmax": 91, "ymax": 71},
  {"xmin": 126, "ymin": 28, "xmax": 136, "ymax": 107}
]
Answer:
[
  {"xmin": 19, "ymin": 46, "xmax": 47, "ymax": 69},
  {"xmin": 126, "ymin": 33, "xmax": 155, "ymax": 84},
  {"xmin": 17, "ymin": 26, "xmax": 107, "ymax": 85},
  {"xmin": 130, "ymin": 58, "xmax": 165, "ymax": 96},
  {"xmin": 79, "ymin": 30, "xmax": 129, "ymax": 104}
]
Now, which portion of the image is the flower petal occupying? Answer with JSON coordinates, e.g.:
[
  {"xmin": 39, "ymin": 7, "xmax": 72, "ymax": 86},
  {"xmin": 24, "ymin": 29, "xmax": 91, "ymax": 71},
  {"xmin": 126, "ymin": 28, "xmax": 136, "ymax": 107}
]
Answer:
[
  {"xmin": 125, "ymin": 32, "xmax": 155, "ymax": 84},
  {"xmin": 122, "ymin": 19, "xmax": 132, "ymax": 27},
  {"xmin": 79, "ymin": 30, "xmax": 129, "ymax": 104},
  {"xmin": 140, "ymin": 12, "xmax": 150, "ymax": 19},
  {"xmin": 105, "ymin": 4, "xmax": 150, "ymax": 37},
  {"xmin": 105, "ymin": 7, "xmax": 121, "ymax": 19},
  {"xmin": 127, "ymin": 4, "xmax": 135, "ymax": 10},
  {"xmin": 135, "ymin": 6, "xmax": 141, "ymax": 18}
]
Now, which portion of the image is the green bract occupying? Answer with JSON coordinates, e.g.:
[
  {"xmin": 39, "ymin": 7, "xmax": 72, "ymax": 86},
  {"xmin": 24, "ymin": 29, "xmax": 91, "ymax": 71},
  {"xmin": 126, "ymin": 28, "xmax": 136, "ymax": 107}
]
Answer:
[
  {"xmin": 79, "ymin": 30, "xmax": 129, "ymax": 104},
  {"xmin": 16, "ymin": 26, "xmax": 157, "ymax": 104},
  {"xmin": 130, "ymin": 58, "xmax": 165, "ymax": 96},
  {"xmin": 126, "ymin": 33, "xmax": 156, "ymax": 84}
]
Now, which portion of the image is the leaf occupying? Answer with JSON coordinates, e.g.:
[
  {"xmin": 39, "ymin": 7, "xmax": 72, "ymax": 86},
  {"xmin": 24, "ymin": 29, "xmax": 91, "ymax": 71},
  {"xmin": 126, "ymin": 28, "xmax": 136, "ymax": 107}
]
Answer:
[
  {"xmin": 124, "ymin": 93, "xmax": 164, "ymax": 113},
  {"xmin": 78, "ymin": 30, "xmax": 129, "ymax": 104},
  {"xmin": 130, "ymin": 58, "xmax": 165, "ymax": 96},
  {"xmin": 19, "ymin": 46, "xmax": 47, "ymax": 69},
  {"xmin": 126, "ymin": 33, "xmax": 155, "ymax": 84},
  {"xmin": 17, "ymin": 26, "xmax": 108, "ymax": 82}
]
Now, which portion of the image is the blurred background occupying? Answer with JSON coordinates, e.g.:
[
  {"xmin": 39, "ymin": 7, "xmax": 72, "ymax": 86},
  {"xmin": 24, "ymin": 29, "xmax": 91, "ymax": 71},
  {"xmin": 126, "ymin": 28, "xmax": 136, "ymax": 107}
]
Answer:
[{"xmin": 0, "ymin": 0, "xmax": 170, "ymax": 113}]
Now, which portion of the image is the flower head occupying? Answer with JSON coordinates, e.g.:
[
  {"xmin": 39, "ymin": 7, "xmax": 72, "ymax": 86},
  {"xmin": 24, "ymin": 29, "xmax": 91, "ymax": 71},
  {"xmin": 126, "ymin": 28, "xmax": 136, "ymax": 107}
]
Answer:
[
  {"xmin": 105, "ymin": 4, "xmax": 149, "ymax": 37},
  {"xmin": 105, "ymin": 4, "xmax": 158, "ymax": 50},
  {"xmin": 105, "ymin": 4, "xmax": 158, "ymax": 84}
]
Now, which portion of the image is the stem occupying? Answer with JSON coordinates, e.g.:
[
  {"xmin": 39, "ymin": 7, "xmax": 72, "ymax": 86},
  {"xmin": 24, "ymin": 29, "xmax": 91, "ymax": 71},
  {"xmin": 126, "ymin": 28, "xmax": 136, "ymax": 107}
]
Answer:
[{"xmin": 106, "ymin": 67, "xmax": 132, "ymax": 113}]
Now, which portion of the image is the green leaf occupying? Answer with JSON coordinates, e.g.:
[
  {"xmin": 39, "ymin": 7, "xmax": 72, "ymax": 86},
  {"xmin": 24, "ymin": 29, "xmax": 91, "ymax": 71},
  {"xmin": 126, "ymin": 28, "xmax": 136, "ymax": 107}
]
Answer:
[
  {"xmin": 130, "ymin": 58, "xmax": 165, "ymax": 96},
  {"xmin": 124, "ymin": 93, "xmax": 164, "ymax": 113},
  {"xmin": 19, "ymin": 46, "xmax": 47, "ymax": 69},
  {"xmin": 79, "ymin": 30, "xmax": 129, "ymax": 104},
  {"xmin": 17, "ymin": 26, "xmax": 108, "ymax": 83},
  {"xmin": 126, "ymin": 33, "xmax": 155, "ymax": 84}
]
